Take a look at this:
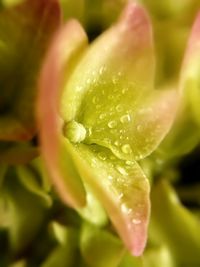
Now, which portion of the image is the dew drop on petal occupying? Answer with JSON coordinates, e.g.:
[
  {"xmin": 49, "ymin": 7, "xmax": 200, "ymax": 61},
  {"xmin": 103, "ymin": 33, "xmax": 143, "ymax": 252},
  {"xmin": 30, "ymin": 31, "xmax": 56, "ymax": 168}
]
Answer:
[
  {"xmin": 121, "ymin": 203, "xmax": 130, "ymax": 214},
  {"xmin": 99, "ymin": 113, "xmax": 106, "ymax": 120},
  {"xmin": 120, "ymin": 114, "xmax": 131, "ymax": 124},
  {"xmin": 108, "ymin": 120, "xmax": 117, "ymax": 128},
  {"xmin": 121, "ymin": 144, "xmax": 132, "ymax": 154},
  {"xmin": 116, "ymin": 104, "xmax": 123, "ymax": 112},
  {"xmin": 114, "ymin": 140, "xmax": 120, "ymax": 146}
]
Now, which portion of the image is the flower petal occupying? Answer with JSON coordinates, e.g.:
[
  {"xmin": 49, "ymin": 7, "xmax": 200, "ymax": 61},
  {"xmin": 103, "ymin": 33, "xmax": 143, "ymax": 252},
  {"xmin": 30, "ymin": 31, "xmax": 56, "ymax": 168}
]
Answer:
[
  {"xmin": 181, "ymin": 12, "xmax": 200, "ymax": 126},
  {"xmin": 0, "ymin": 0, "xmax": 60, "ymax": 140},
  {"xmin": 38, "ymin": 20, "xmax": 88, "ymax": 208},
  {"xmin": 60, "ymin": 2, "xmax": 155, "ymax": 122},
  {"xmin": 67, "ymin": 142, "xmax": 150, "ymax": 256}
]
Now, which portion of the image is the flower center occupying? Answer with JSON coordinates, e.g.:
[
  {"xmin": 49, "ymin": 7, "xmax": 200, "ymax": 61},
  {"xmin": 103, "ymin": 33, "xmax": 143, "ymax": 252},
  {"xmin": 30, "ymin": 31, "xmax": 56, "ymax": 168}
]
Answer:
[{"xmin": 64, "ymin": 120, "xmax": 86, "ymax": 143}]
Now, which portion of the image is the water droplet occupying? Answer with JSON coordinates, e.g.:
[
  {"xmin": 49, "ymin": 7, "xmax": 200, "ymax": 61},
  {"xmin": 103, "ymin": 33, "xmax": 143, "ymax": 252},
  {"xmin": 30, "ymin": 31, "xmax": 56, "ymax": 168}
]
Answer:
[
  {"xmin": 121, "ymin": 204, "xmax": 129, "ymax": 213},
  {"xmin": 116, "ymin": 165, "xmax": 128, "ymax": 175},
  {"xmin": 99, "ymin": 113, "xmax": 106, "ymax": 120},
  {"xmin": 121, "ymin": 144, "xmax": 132, "ymax": 154},
  {"xmin": 122, "ymin": 88, "xmax": 128, "ymax": 94},
  {"xmin": 132, "ymin": 218, "xmax": 141, "ymax": 225},
  {"xmin": 98, "ymin": 152, "xmax": 107, "ymax": 160},
  {"xmin": 120, "ymin": 114, "xmax": 131, "ymax": 123},
  {"xmin": 116, "ymin": 104, "xmax": 123, "ymax": 112},
  {"xmin": 114, "ymin": 140, "xmax": 120, "ymax": 146},
  {"xmin": 108, "ymin": 120, "xmax": 117, "ymax": 128}
]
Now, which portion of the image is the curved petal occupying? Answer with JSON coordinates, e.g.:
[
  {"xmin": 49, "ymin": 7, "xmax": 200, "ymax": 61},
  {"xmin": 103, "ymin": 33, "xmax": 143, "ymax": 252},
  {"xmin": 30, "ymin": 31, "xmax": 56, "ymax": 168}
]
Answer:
[
  {"xmin": 0, "ymin": 0, "xmax": 60, "ymax": 141},
  {"xmin": 67, "ymin": 142, "xmax": 150, "ymax": 256},
  {"xmin": 181, "ymin": 12, "xmax": 200, "ymax": 126},
  {"xmin": 60, "ymin": 2, "xmax": 155, "ymax": 122},
  {"xmin": 38, "ymin": 20, "xmax": 88, "ymax": 208}
]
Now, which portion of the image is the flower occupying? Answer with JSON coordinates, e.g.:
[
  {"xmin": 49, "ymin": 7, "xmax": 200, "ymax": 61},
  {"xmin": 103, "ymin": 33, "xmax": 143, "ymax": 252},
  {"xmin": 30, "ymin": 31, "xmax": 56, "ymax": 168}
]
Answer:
[{"xmin": 38, "ymin": 2, "xmax": 178, "ymax": 256}]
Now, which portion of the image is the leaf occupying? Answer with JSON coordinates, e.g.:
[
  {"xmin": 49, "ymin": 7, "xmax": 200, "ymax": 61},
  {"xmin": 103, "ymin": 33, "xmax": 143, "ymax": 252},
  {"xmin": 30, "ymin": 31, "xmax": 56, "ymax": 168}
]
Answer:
[
  {"xmin": 1, "ymin": 167, "xmax": 47, "ymax": 253},
  {"xmin": 38, "ymin": 19, "xmax": 88, "ymax": 208},
  {"xmin": 151, "ymin": 180, "xmax": 200, "ymax": 266},
  {"xmin": 41, "ymin": 222, "xmax": 79, "ymax": 267},
  {"xmin": 80, "ymin": 222, "xmax": 125, "ymax": 267},
  {"xmin": 0, "ymin": 0, "xmax": 60, "ymax": 140}
]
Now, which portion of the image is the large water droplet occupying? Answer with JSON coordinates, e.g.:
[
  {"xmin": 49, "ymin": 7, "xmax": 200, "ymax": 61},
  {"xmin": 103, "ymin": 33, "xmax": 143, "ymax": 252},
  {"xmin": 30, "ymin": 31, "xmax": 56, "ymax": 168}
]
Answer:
[
  {"xmin": 108, "ymin": 120, "xmax": 117, "ymax": 128},
  {"xmin": 121, "ymin": 144, "xmax": 132, "ymax": 154},
  {"xmin": 120, "ymin": 114, "xmax": 131, "ymax": 123}
]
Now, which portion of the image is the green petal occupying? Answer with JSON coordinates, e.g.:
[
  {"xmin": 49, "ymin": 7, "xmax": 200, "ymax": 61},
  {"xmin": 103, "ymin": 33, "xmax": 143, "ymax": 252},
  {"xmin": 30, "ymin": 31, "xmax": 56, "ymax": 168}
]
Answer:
[
  {"xmin": 60, "ymin": 3, "xmax": 178, "ymax": 161},
  {"xmin": 78, "ymin": 184, "xmax": 108, "ymax": 226},
  {"xmin": 16, "ymin": 163, "xmax": 52, "ymax": 208},
  {"xmin": 181, "ymin": 13, "xmax": 200, "ymax": 127},
  {"xmin": 42, "ymin": 222, "xmax": 79, "ymax": 267},
  {"xmin": 67, "ymin": 142, "xmax": 150, "ymax": 256},
  {"xmin": 60, "ymin": 2, "xmax": 155, "ymax": 123},
  {"xmin": 80, "ymin": 222, "xmax": 125, "ymax": 267},
  {"xmin": 151, "ymin": 180, "xmax": 200, "ymax": 265},
  {"xmin": 38, "ymin": 20, "xmax": 88, "ymax": 208},
  {"xmin": 1, "ymin": 167, "xmax": 47, "ymax": 253},
  {"xmin": 0, "ymin": 0, "xmax": 60, "ymax": 140}
]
